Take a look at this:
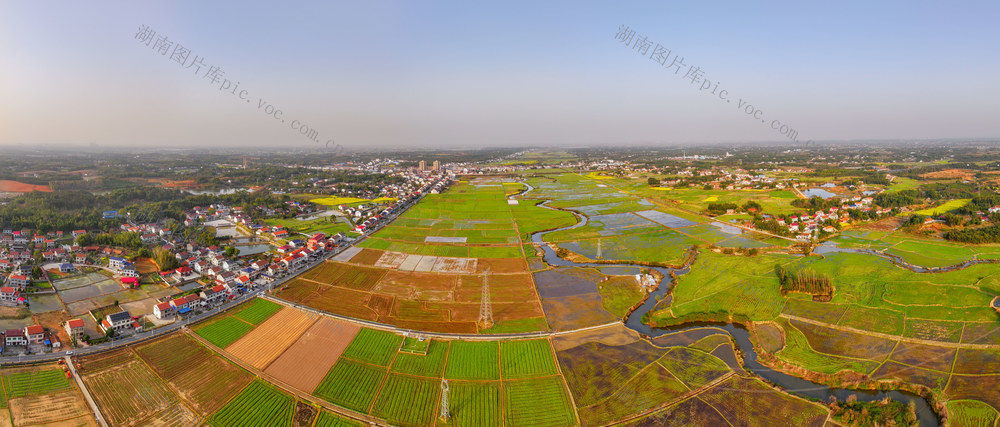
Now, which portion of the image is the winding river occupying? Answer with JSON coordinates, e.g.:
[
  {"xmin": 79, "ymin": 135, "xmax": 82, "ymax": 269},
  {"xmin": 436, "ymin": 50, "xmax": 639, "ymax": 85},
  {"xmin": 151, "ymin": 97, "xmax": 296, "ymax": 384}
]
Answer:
[{"xmin": 521, "ymin": 186, "xmax": 939, "ymax": 426}]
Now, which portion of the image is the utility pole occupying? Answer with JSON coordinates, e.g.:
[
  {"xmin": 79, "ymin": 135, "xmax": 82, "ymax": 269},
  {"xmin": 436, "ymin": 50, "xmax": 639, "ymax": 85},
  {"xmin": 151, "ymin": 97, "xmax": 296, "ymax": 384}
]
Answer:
[
  {"xmin": 478, "ymin": 268, "xmax": 494, "ymax": 329},
  {"xmin": 439, "ymin": 379, "xmax": 450, "ymax": 420}
]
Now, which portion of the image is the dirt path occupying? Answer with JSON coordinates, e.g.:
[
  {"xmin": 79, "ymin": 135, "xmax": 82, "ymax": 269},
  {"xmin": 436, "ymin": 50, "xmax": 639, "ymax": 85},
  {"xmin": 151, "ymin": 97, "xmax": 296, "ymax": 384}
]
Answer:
[
  {"xmin": 781, "ymin": 314, "xmax": 1000, "ymax": 349},
  {"xmin": 65, "ymin": 356, "xmax": 108, "ymax": 427}
]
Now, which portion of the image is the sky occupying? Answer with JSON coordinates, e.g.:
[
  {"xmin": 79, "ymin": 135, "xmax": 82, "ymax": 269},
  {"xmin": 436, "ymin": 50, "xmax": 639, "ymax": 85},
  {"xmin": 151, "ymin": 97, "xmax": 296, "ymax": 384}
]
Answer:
[{"xmin": 1, "ymin": 1, "xmax": 999, "ymax": 150}]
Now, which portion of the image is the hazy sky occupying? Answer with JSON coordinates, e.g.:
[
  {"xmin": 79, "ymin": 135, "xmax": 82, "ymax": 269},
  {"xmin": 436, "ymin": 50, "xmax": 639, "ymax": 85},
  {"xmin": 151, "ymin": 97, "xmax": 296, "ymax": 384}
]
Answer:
[{"xmin": 2, "ymin": 1, "xmax": 999, "ymax": 150}]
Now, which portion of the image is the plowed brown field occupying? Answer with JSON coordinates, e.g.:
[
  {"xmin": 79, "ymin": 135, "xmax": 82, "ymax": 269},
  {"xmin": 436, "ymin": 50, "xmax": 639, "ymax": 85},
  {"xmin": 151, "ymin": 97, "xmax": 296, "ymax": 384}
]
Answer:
[
  {"xmin": 264, "ymin": 317, "xmax": 361, "ymax": 392},
  {"xmin": 0, "ymin": 180, "xmax": 52, "ymax": 193},
  {"xmin": 9, "ymin": 391, "xmax": 93, "ymax": 426},
  {"xmin": 226, "ymin": 307, "xmax": 318, "ymax": 369}
]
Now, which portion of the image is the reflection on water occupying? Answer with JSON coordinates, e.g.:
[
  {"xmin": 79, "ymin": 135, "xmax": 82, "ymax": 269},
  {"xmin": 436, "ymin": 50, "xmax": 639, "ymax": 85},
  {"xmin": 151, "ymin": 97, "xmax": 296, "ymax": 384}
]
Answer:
[{"xmin": 524, "ymin": 183, "xmax": 939, "ymax": 426}]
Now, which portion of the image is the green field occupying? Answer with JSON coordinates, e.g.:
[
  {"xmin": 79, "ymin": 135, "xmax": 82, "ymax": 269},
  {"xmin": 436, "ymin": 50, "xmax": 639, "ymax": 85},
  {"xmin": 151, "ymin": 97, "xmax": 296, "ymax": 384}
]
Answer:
[
  {"xmin": 946, "ymin": 399, "xmax": 998, "ymax": 427},
  {"xmin": 208, "ymin": 380, "xmax": 295, "ymax": 427},
  {"xmin": 447, "ymin": 381, "xmax": 502, "ymax": 427},
  {"xmin": 371, "ymin": 374, "xmax": 440, "ymax": 426},
  {"xmin": 263, "ymin": 216, "xmax": 354, "ymax": 237},
  {"xmin": 314, "ymin": 410, "xmax": 364, "ymax": 427},
  {"xmin": 503, "ymin": 377, "xmax": 577, "ymax": 426},
  {"xmin": 342, "ymin": 328, "xmax": 404, "ymax": 366},
  {"xmin": 912, "ymin": 198, "xmax": 971, "ymax": 216},
  {"xmin": 391, "ymin": 340, "xmax": 448, "ymax": 377},
  {"xmin": 233, "ymin": 298, "xmax": 283, "ymax": 325},
  {"xmin": 1, "ymin": 369, "xmax": 72, "ymax": 398},
  {"xmin": 500, "ymin": 339, "xmax": 558, "ymax": 379},
  {"xmin": 445, "ymin": 341, "xmax": 500, "ymax": 380},
  {"xmin": 313, "ymin": 359, "xmax": 387, "ymax": 412},
  {"xmin": 194, "ymin": 316, "xmax": 255, "ymax": 348}
]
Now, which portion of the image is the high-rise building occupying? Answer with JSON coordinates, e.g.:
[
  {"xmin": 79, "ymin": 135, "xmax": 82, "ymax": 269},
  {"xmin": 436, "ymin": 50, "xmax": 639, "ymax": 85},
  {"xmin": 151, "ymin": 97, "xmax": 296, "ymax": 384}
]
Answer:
[
  {"xmin": 432, "ymin": 160, "xmax": 441, "ymax": 171},
  {"xmin": 418, "ymin": 160, "xmax": 426, "ymax": 171}
]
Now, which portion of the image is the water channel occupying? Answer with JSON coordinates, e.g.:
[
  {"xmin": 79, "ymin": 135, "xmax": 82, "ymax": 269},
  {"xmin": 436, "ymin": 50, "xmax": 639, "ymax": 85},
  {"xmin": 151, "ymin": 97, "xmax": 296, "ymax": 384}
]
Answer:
[{"xmin": 522, "ymin": 186, "xmax": 939, "ymax": 426}]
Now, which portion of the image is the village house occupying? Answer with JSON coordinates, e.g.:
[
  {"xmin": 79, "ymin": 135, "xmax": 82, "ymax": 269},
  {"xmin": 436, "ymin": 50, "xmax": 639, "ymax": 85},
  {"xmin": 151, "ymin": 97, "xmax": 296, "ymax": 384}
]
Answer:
[
  {"xmin": 108, "ymin": 256, "xmax": 128, "ymax": 270},
  {"xmin": 153, "ymin": 302, "xmax": 173, "ymax": 319},
  {"xmin": 4, "ymin": 329, "xmax": 26, "ymax": 347},
  {"xmin": 169, "ymin": 297, "xmax": 190, "ymax": 313},
  {"xmin": 5, "ymin": 274, "xmax": 29, "ymax": 289},
  {"xmin": 100, "ymin": 311, "xmax": 133, "ymax": 333},
  {"xmin": 0, "ymin": 286, "xmax": 19, "ymax": 302},
  {"xmin": 200, "ymin": 286, "xmax": 227, "ymax": 305},
  {"xmin": 24, "ymin": 325, "xmax": 45, "ymax": 345},
  {"xmin": 65, "ymin": 319, "xmax": 85, "ymax": 341}
]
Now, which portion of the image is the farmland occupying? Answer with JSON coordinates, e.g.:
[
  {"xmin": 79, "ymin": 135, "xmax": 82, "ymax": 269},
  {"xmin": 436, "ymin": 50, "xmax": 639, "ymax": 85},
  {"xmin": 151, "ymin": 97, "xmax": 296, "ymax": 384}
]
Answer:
[
  {"xmin": 208, "ymin": 380, "xmax": 295, "ymax": 427},
  {"xmin": 194, "ymin": 315, "xmax": 256, "ymax": 348},
  {"xmin": 11, "ymin": 162, "xmax": 1000, "ymax": 426},
  {"xmin": 82, "ymin": 356, "xmax": 179, "ymax": 426},
  {"xmin": 265, "ymin": 317, "xmax": 361, "ymax": 392},
  {"xmin": 225, "ymin": 306, "xmax": 318, "ymax": 369},
  {"xmin": 232, "ymin": 298, "xmax": 283, "ymax": 325},
  {"xmin": 135, "ymin": 333, "xmax": 254, "ymax": 415},
  {"xmin": 2, "ymin": 368, "xmax": 72, "ymax": 398}
]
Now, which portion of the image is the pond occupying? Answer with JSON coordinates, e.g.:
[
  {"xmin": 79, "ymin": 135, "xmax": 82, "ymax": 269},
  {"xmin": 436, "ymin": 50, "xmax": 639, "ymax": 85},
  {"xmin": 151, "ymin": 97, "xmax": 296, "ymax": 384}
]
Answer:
[
  {"xmin": 802, "ymin": 188, "xmax": 841, "ymax": 199},
  {"xmin": 525, "ymin": 188, "xmax": 939, "ymax": 426},
  {"xmin": 237, "ymin": 244, "xmax": 274, "ymax": 256}
]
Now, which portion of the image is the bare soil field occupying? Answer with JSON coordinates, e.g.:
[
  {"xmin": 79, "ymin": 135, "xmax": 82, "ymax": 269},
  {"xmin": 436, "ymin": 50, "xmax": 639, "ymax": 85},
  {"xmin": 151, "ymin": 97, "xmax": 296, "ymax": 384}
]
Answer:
[
  {"xmin": 366, "ymin": 293, "xmax": 394, "ymax": 316},
  {"xmin": 872, "ymin": 362, "xmax": 949, "ymax": 390},
  {"xmin": 789, "ymin": 318, "xmax": 896, "ymax": 360},
  {"xmin": 9, "ymin": 391, "xmax": 94, "ymax": 426},
  {"xmin": 953, "ymin": 348, "xmax": 1000, "ymax": 374},
  {"xmin": 300, "ymin": 262, "xmax": 386, "ymax": 291},
  {"xmin": 226, "ymin": 306, "xmax": 319, "ymax": 369},
  {"xmin": 163, "ymin": 346, "xmax": 253, "ymax": 415},
  {"xmin": 431, "ymin": 256, "xmax": 477, "ymax": 273},
  {"xmin": 264, "ymin": 317, "xmax": 361, "ymax": 392},
  {"xmin": 375, "ymin": 251, "xmax": 409, "ymax": 268},
  {"xmin": 921, "ymin": 169, "xmax": 975, "ymax": 180},
  {"xmin": 455, "ymin": 273, "xmax": 537, "ymax": 303},
  {"xmin": 0, "ymin": 180, "xmax": 52, "ymax": 193},
  {"xmin": 945, "ymin": 374, "xmax": 1000, "ymax": 412},
  {"xmin": 475, "ymin": 257, "xmax": 529, "ymax": 274},
  {"xmin": 375, "ymin": 271, "xmax": 457, "ymax": 300},
  {"xmin": 133, "ymin": 257, "xmax": 160, "ymax": 274},
  {"xmin": 753, "ymin": 322, "xmax": 785, "ymax": 353},
  {"xmin": 83, "ymin": 359, "xmax": 179, "ymax": 426},
  {"xmin": 534, "ymin": 267, "xmax": 604, "ymax": 298},
  {"xmin": 888, "ymin": 341, "xmax": 956, "ymax": 373},
  {"xmin": 350, "ymin": 248, "xmax": 385, "ymax": 265},
  {"xmin": 551, "ymin": 323, "xmax": 640, "ymax": 351},
  {"xmin": 77, "ymin": 348, "xmax": 136, "ymax": 374},
  {"xmin": 542, "ymin": 293, "xmax": 617, "ymax": 331},
  {"xmin": 145, "ymin": 402, "xmax": 200, "ymax": 427}
]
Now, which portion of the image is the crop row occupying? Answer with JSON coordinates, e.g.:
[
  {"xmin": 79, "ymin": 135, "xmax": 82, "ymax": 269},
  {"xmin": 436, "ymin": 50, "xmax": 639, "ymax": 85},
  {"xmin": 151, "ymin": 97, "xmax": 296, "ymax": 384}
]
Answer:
[
  {"xmin": 2, "ymin": 369, "xmax": 72, "ymax": 398},
  {"xmin": 208, "ymin": 380, "xmax": 295, "ymax": 427}
]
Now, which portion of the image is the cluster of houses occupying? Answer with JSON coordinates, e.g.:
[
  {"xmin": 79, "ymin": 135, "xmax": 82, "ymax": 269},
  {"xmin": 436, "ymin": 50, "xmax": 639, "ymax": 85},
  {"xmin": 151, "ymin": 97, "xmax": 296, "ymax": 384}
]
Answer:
[
  {"xmin": 2, "ymin": 324, "xmax": 60, "ymax": 353},
  {"xmin": 750, "ymin": 197, "xmax": 890, "ymax": 241},
  {"xmin": 350, "ymin": 178, "xmax": 451, "ymax": 234},
  {"xmin": 184, "ymin": 204, "xmax": 253, "ymax": 227}
]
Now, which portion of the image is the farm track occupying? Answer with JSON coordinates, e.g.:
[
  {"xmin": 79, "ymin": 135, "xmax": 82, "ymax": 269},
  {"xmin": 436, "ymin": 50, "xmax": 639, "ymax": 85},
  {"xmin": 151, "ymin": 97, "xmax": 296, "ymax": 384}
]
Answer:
[
  {"xmin": 607, "ymin": 371, "xmax": 737, "ymax": 426},
  {"xmin": 184, "ymin": 328, "xmax": 388, "ymax": 427},
  {"xmin": 781, "ymin": 314, "xmax": 1000, "ymax": 350}
]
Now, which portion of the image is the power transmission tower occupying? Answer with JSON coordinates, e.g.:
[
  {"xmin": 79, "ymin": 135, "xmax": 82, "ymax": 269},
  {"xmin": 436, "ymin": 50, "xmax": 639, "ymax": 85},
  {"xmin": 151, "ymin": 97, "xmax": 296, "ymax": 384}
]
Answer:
[
  {"xmin": 478, "ymin": 268, "xmax": 494, "ymax": 329},
  {"xmin": 439, "ymin": 379, "xmax": 450, "ymax": 420},
  {"xmin": 596, "ymin": 238, "xmax": 602, "ymax": 259}
]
